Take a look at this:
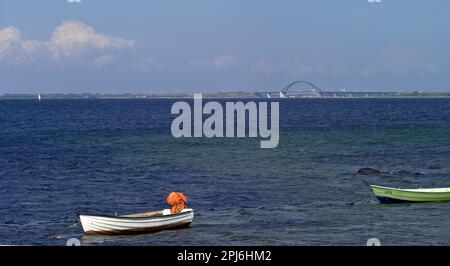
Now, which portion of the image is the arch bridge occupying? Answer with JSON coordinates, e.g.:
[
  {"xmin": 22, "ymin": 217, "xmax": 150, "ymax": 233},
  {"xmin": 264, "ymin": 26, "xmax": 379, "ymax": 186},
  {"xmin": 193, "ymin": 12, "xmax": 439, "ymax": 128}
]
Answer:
[
  {"xmin": 280, "ymin": 80, "xmax": 323, "ymax": 98},
  {"xmin": 256, "ymin": 80, "xmax": 399, "ymax": 98}
]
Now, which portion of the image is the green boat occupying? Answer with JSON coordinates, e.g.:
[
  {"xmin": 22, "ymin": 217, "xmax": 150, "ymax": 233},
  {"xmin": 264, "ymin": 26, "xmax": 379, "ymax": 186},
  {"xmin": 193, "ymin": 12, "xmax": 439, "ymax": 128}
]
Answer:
[{"xmin": 370, "ymin": 185, "xmax": 450, "ymax": 203}]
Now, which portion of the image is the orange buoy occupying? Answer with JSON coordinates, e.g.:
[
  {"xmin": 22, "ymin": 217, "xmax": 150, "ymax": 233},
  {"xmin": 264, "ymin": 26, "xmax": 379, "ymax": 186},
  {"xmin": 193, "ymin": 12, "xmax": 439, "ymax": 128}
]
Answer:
[{"xmin": 167, "ymin": 192, "xmax": 187, "ymax": 214}]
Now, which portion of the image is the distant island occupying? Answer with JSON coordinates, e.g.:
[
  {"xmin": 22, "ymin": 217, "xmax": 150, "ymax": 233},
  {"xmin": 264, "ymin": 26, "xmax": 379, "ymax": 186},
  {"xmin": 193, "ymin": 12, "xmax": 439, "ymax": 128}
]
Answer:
[
  {"xmin": 1, "ymin": 91, "xmax": 450, "ymax": 99},
  {"xmin": 0, "ymin": 92, "xmax": 259, "ymax": 99}
]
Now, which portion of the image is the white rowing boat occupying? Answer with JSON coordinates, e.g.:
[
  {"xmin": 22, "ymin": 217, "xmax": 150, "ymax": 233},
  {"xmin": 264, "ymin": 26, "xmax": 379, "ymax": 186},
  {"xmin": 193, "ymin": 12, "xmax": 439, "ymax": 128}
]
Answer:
[{"xmin": 79, "ymin": 208, "xmax": 194, "ymax": 235}]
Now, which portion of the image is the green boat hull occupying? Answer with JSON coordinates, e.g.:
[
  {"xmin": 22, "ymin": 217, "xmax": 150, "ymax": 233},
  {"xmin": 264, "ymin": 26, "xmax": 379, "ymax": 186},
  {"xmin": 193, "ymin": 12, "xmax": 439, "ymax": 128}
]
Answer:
[{"xmin": 371, "ymin": 185, "xmax": 450, "ymax": 203}]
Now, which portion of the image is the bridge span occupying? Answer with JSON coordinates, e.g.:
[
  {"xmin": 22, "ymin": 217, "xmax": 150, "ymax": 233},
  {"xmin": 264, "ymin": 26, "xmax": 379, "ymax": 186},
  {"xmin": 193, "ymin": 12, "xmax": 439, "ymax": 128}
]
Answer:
[{"xmin": 256, "ymin": 81, "xmax": 400, "ymax": 98}]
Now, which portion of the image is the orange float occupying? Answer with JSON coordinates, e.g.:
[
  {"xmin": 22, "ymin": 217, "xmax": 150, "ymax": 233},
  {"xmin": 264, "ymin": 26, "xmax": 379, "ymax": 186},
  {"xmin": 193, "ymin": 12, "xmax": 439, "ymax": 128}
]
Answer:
[{"xmin": 166, "ymin": 192, "xmax": 187, "ymax": 214}]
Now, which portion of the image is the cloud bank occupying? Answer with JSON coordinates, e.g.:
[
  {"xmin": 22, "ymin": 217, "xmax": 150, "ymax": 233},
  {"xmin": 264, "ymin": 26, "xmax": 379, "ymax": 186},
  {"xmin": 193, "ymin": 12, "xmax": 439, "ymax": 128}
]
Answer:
[
  {"xmin": 360, "ymin": 43, "xmax": 439, "ymax": 78},
  {"xmin": 0, "ymin": 21, "xmax": 439, "ymax": 85},
  {"xmin": 0, "ymin": 20, "xmax": 134, "ymax": 64}
]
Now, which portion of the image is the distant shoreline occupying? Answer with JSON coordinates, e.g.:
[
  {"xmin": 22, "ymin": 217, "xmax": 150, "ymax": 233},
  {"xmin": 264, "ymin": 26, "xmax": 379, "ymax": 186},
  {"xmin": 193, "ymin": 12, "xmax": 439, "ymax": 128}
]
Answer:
[{"xmin": 2, "ymin": 92, "xmax": 450, "ymax": 100}]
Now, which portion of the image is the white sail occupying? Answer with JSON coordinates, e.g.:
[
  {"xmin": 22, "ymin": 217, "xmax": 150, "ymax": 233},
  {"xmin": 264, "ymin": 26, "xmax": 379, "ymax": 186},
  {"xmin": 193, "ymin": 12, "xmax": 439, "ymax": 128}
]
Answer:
[{"xmin": 37, "ymin": 93, "xmax": 42, "ymax": 101}]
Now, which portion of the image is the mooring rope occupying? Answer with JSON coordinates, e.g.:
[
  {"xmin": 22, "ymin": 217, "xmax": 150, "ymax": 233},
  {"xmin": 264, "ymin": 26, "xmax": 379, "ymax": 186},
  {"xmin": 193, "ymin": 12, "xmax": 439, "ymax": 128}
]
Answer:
[{"xmin": 45, "ymin": 222, "xmax": 79, "ymax": 240}]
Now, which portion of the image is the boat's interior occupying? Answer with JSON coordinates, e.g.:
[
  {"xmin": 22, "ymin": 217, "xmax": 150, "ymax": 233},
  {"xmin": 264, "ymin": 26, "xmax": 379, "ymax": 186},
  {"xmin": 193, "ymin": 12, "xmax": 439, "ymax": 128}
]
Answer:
[
  {"xmin": 372, "ymin": 185, "xmax": 450, "ymax": 193},
  {"xmin": 402, "ymin": 188, "xmax": 450, "ymax": 193},
  {"xmin": 119, "ymin": 208, "xmax": 193, "ymax": 218},
  {"xmin": 120, "ymin": 210, "xmax": 164, "ymax": 218}
]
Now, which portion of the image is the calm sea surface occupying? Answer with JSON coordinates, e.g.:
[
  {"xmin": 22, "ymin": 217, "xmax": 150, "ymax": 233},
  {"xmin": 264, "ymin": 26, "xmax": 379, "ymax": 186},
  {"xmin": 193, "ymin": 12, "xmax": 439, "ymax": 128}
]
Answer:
[{"xmin": 1, "ymin": 98, "xmax": 450, "ymax": 245}]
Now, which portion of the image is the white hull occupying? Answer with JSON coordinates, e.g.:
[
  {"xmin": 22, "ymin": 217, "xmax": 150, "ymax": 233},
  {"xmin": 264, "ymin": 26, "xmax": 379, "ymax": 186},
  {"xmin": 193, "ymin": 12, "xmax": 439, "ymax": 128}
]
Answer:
[{"xmin": 79, "ymin": 209, "xmax": 194, "ymax": 235}]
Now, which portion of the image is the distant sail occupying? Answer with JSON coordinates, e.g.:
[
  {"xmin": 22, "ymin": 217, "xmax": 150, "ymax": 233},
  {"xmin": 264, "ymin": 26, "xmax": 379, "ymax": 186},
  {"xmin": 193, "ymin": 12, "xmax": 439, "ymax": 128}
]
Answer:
[{"xmin": 37, "ymin": 93, "xmax": 42, "ymax": 101}]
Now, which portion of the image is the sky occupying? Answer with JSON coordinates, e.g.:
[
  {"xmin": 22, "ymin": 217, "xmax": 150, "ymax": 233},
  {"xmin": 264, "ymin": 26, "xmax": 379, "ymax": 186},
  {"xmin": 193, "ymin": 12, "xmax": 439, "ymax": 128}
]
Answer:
[{"xmin": 1, "ymin": 0, "xmax": 450, "ymax": 93}]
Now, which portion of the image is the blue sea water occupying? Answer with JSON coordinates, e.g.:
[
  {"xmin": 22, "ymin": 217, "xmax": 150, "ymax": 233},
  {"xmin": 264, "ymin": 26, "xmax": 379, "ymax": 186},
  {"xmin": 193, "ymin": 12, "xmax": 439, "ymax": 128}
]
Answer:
[{"xmin": 1, "ymin": 98, "xmax": 450, "ymax": 245}]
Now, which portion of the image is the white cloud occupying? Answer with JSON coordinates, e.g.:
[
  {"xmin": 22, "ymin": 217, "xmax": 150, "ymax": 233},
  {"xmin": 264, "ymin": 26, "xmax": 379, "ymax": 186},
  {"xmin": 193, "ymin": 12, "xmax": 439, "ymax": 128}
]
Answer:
[
  {"xmin": 254, "ymin": 59, "xmax": 327, "ymax": 75},
  {"xmin": 132, "ymin": 56, "xmax": 164, "ymax": 72},
  {"xmin": 209, "ymin": 54, "xmax": 238, "ymax": 68},
  {"xmin": 0, "ymin": 26, "xmax": 20, "ymax": 58},
  {"xmin": 178, "ymin": 54, "xmax": 238, "ymax": 72},
  {"xmin": 360, "ymin": 43, "xmax": 439, "ymax": 77},
  {"xmin": 1, "ymin": 27, "xmax": 27, "ymax": 57},
  {"xmin": 93, "ymin": 54, "xmax": 114, "ymax": 66},
  {"xmin": 0, "ymin": 20, "xmax": 134, "ymax": 64},
  {"xmin": 50, "ymin": 20, "xmax": 134, "ymax": 59},
  {"xmin": 0, "ymin": 26, "xmax": 45, "ymax": 64},
  {"xmin": 132, "ymin": 54, "xmax": 238, "ymax": 73}
]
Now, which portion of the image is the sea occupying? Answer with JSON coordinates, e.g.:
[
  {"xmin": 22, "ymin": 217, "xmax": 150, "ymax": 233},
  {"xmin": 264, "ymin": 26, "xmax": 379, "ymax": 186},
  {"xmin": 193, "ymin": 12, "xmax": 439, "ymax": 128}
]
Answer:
[{"xmin": 1, "ymin": 98, "xmax": 450, "ymax": 245}]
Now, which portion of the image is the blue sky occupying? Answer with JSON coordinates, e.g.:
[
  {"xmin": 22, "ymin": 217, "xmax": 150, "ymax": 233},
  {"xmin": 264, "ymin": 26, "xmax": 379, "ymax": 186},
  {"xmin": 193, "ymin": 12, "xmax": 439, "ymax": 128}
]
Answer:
[{"xmin": 1, "ymin": 0, "xmax": 450, "ymax": 93}]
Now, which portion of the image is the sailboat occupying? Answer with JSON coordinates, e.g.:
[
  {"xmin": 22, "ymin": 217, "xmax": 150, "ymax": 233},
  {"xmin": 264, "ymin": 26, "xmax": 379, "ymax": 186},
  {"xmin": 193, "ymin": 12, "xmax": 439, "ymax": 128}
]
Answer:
[{"xmin": 37, "ymin": 93, "xmax": 42, "ymax": 102}]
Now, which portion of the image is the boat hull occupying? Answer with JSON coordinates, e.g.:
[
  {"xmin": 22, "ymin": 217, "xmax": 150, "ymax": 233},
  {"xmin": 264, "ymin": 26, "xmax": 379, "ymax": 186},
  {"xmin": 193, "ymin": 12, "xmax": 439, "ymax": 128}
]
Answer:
[
  {"xmin": 79, "ymin": 209, "xmax": 194, "ymax": 235},
  {"xmin": 371, "ymin": 185, "xmax": 450, "ymax": 203}
]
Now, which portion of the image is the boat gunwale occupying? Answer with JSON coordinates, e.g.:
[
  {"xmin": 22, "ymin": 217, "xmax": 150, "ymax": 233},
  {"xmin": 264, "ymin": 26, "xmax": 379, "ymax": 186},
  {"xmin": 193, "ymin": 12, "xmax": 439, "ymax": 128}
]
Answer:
[
  {"xmin": 370, "ymin": 185, "xmax": 450, "ymax": 194},
  {"xmin": 78, "ymin": 209, "xmax": 194, "ymax": 221}
]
